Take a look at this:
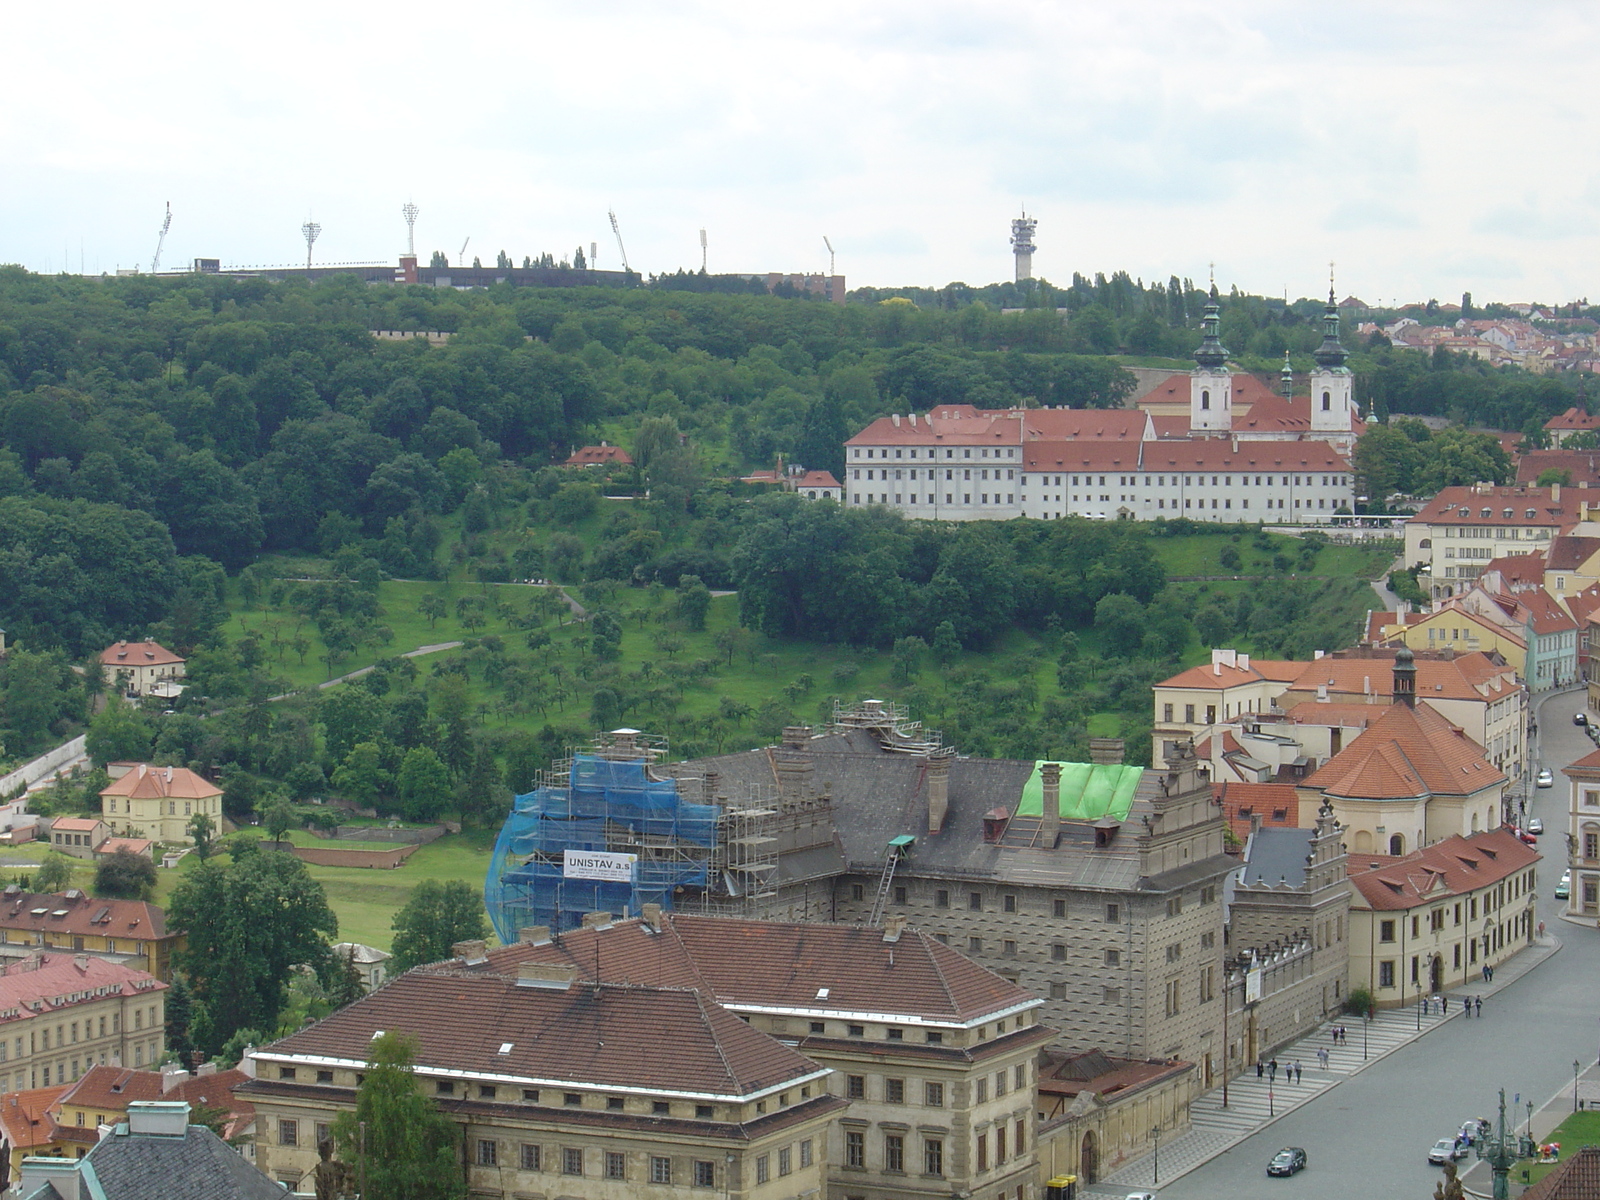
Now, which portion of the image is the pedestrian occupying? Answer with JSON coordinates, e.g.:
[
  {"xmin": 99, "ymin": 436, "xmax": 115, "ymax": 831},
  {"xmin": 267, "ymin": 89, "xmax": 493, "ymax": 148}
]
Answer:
[
  {"xmin": 1270, "ymin": 1057, "xmax": 1278, "ymax": 1078},
  {"xmin": 1476, "ymin": 996, "xmax": 1483, "ymax": 1016},
  {"xmin": 1295, "ymin": 1061, "xmax": 1302, "ymax": 1084},
  {"xmin": 1488, "ymin": 964, "xmax": 1495, "ymax": 982},
  {"xmin": 1442, "ymin": 995, "xmax": 1448, "ymax": 1014},
  {"xmin": 1257, "ymin": 1060, "xmax": 1264, "ymax": 1079},
  {"xmin": 1482, "ymin": 964, "xmax": 1490, "ymax": 983},
  {"xmin": 1318, "ymin": 1047, "xmax": 1329, "ymax": 1069}
]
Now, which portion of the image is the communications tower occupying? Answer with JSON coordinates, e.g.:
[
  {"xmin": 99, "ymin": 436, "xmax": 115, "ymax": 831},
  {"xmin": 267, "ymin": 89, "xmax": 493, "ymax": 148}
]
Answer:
[{"xmin": 1010, "ymin": 209, "xmax": 1038, "ymax": 282}]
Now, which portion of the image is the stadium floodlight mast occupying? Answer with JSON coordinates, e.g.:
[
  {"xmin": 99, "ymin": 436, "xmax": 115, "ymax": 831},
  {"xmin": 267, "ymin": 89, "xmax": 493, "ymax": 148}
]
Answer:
[{"xmin": 402, "ymin": 202, "xmax": 419, "ymax": 256}]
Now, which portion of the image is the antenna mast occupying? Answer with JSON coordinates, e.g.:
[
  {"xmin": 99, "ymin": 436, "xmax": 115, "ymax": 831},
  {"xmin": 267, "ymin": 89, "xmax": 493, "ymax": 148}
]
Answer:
[
  {"xmin": 608, "ymin": 209, "xmax": 631, "ymax": 275},
  {"xmin": 150, "ymin": 202, "xmax": 172, "ymax": 274},
  {"xmin": 1010, "ymin": 208, "xmax": 1037, "ymax": 283},
  {"xmin": 402, "ymin": 202, "xmax": 419, "ymax": 256},
  {"xmin": 699, "ymin": 228, "xmax": 707, "ymax": 272},
  {"xmin": 301, "ymin": 220, "xmax": 321, "ymax": 270}
]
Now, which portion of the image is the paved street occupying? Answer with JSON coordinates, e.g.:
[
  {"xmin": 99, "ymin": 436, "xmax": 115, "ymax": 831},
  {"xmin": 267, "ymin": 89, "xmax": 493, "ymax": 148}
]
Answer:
[{"xmin": 1087, "ymin": 688, "xmax": 1594, "ymax": 1200}]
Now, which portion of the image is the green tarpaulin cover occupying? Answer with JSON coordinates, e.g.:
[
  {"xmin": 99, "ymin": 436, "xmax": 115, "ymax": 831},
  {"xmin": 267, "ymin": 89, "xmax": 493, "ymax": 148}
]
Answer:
[{"xmin": 1014, "ymin": 761, "xmax": 1141, "ymax": 822}]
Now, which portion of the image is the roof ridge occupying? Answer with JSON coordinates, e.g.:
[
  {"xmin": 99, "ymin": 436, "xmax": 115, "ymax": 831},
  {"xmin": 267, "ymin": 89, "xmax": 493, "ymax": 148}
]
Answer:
[{"xmin": 693, "ymin": 987, "xmax": 739, "ymax": 1093}]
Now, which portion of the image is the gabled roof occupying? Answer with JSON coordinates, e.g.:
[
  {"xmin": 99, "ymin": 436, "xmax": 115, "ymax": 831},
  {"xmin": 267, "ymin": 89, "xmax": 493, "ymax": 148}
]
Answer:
[
  {"xmin": 847, "ymin": 411, "xmax": 1022, "ymax": 447},
  {"xmin": 1519, "ymin": 587, "xmax": 1579, "ymax": 635},
  {"xmin": 1215, "ymin": 781, "xmax": 1300, "ymax": 845},
  {"xmin": 0, "ymin": 1085, "xmax": 70, "ymax": 1152},
  {"xmin": 1481, "ymin": 551, "xmax": 1547, "ymax": 588},
  {"xmin": 1408, "ymin": 484, "xmax": 1585, "ymax": 528},
  {"xmin": 1022, "ymin": 440, "xmax": 1141, "ymax": 472},
  {"xmin": 428, "ymin": 913, "xmax": 1036, "ymax": 1027},
  {"xmin": 1409, "ymin": 603, "xmax": 1527, "ymax": 650},
  {"xmin": 563, "ymin": 444, "xmax": 633, "ymax": 466},
  {"xmin": 263, "ymin": 972, "xmax": 825, "ymax": 1100},
  {"xmin": 1545, "ymin": 535, "xmax": 1600, "ymax": 572},
  {"xmin": 1305, "ymin": 701, "xmax": 1504, "ymax": 800},
  {"xmin": 1544, "ymin": 406, "xmax": 1600, "ymax": 431},
  {"xmin": 55, "ymin": 1065, "xmax": 165, "ymax": 1112},
  {"xmin": 0, "ymin": 888, "xmax": 170, "ymax": 942},
  {"xmin": 53, "ymin": 1110, "xmax": 285, "ymax": 1200},
  {"xmin": 1515, "ymin": 449, "xmax": 1600, "ymax": 487},
  {"xmin": 50, "ymin": 818, "xmax": 105, "ymax": 833},
  {"xmin": 99, "ymin": 642, "xmax": 183, "ymax": 668},
  {"xmin": 1139, "ymin": 442, "xmax": 1349, "ymax": 471},
  {"xmin": 1348, "ymin": 828, "xmax": 1539, "ymax": 911},
  {"xmin": 0, "ymin": 955, "xmax": 165, "ymax": 1021},
  {"xmin": 1520, "ymin": 1144, "xmax": 1600, "ymax": 1200},
  {"xmin": 796, "ymin": 470, "xmax": 840, "ymax": 489},
  {"xmin": 100, "ymin": 764, "xmax": 220, "ymax": 802},
  {"xmin": 1156, "ymin": 658, "xmax": 1303, "ymax": 691},
  {"xmin": 1281, "ymin": 651, "xmax": 1520, "ymax": 704}
]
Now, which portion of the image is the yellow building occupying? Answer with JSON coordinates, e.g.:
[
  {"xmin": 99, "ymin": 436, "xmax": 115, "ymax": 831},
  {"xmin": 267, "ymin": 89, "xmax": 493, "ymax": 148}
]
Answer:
[
  {"xmin": 0, "ymin": 886, "xmax": 180, "ymax": 982},
  {"xmin": 98, "ymin": 642, "xmax": 185, "ymax": 698},
  {"xmin": 99, "ymin": 764, "xmax": 222, "ymax": 846},
  {"xmin": 1347, "ymin": 828, "xmax": 1539, "ymax": 1007},
  {"xmin": 1379, "ymin": 605, "xmax": 1527, "ymax": 678}
]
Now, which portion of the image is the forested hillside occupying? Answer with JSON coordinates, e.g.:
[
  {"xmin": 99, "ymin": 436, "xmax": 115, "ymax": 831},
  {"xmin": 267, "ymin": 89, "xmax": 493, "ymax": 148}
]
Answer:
[{"xmin": 0, "ymin": 265, "xmax": 1577, "ymax": 789}]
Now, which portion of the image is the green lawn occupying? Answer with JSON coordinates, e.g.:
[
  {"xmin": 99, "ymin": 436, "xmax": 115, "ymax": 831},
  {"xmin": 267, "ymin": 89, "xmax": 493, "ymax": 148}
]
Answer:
[
  {"xmin": 1148, "ymin": 531, "xmax": 1397, "ymax": 579},
  {"xmin": 1522, "ymin": 1110, "xmax": 1600, "ymax": 1186}
]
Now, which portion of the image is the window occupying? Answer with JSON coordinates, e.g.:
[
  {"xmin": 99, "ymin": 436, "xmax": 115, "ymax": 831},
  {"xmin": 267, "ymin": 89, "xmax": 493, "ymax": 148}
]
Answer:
[
  {"xmin": 279, "ymin": 1119, "xmax": 299, "ymax": 1147},
  {"xmin": 925, "ymin": 1081, "xmax": 945, "ymax": 1107},
  {"xmin": 1166, "ymin": 943, "xmax": 1181, "ymax": 963},
  {"xmin": 925, "ymin": 1137, "xmax": 945, "ymax": 1176},
  {"xmin": 1165, "ymin": 979, "xmax": 1181, "ymax": 1016},
  {"xmin": 1016, "ymin": 1064, "xmax": 1026, "ymax": 1090},
  {"xmin": 968, "ymin": 936, "xmax": 983, "ymax": 952},
  {"xmin": 977, "ymin": 1131, "xmax": 988, "ymax": 1172},
  {"xmin": 846, "ymin": 1130, "xmax": 865, "ymax": 1168},
  {"xmin": 1052, "ymin": 897, "xmax": 1067, "ymax": 918},
  {"xmin": 851, "ymin": 884, "xmax": 864, "ymax": 901},
  {"xmin": 886, "ymin": 1133, "xmax": 905, "ymax": 1172},
  {"xmin": 848, "ymin": 1023, "xmax": 865, "ymax": 1037},
  {"xmin": 1051, "ymin": 943, "xmax": 1066, "ymax": 961},
  {"xmin": 1163, "ymin": 704, "xmax": 1174, "ymax": 722},
  {"xmin": 935, "ymin": 889, "xmax": 949, "ymax": 908},
  {"xmin": 995, "ymin": 1068, "xmax": 1008, "ymax": 1096},
  {"xmin": 478, "ymin": 1140, "xmax": 498, "ymax": 1167},
  {"xmin": 847, "ymin": 1074, "xmax": 865, "ymax": 1099},
  {"xmin": 522, "ymin": 1088, "xmax": 540, "ymax": 1102},
  {"xmin": 521, "ymin": 1144, "xmax": 541, "ymax": 1171},
  {"xmin": 1106, "ymin": 948, "xmax": 1120, "ymax": 965},
  {"xmin": 316, "ymin": 1122, "xmax": 331, "ymax": 1148},
  {"xmin": 563, "ymin": 1148, "xmax": 583, "ymax": 1176},
  {"xmin": 563, "ymin": 1092, "xmax": 581, "ymax": 1106},
  {"xmin": 696, "ymin": 1104, "xmax": 713, "ymax": 1119},
  {"xmin": 1003, "ymin": 894, "xmax": 1017, "ymax": 913},
  {"xmin": 694, "ymin": 1160, "xmax": 715, "ymax": 1187},
  {"xmin": 894, "ymin": 885, "xmax": 907, "ymax": 904},
  {"xmin": 277, "ymin": 1066, "xmax": 296, "ymax": 1081},
  {"xmin": 1003, "ymin": 939, "xmax": 1017, "ymax": 957},
  {"xmin": 1049, "ymin": 981, "xmax": 1066, "ymax": 999},
  {"xmin": 800, "ymin": 1140, "xmax": 813, "ymax": 1168},
  {"xmin": 886, "ymin": 1028, "xmax": 904, "ymax": 1041},
  {"xmin": 605, "ymin": 1151, "xmax": 625, "ymax": 1179},
  {"xmin": 886, "ymin": 1077, "xmax": 905, "ymax": 1103},
  {"xmin": 1379, "ymin": 960, "xmax": 1396, "ymax": 988},
  {"xmin": 1105, "ymin": 903, "xmax": 1120, "ymax": 923},
  {"xmin": 1380, "ymin": 919, "xmax": 1396, "ymax": 943},
  {"xmin": 926, "ymin": 1031, "xmax": 944, "ymax": 1044},
  {"xmin": 1166, "ymin": 896, "xmax": 1182, "ymax": 918},
  {"xmin": 317, "ymin": 1069, "xmax": 334, "ymax": 1084},
  {"xmin": 976, "ymin": 1078, "xmax": 988, "ymax": 1103},
  {"xmin": 969, "ymin": 892, "xmax": 983, "ymax": 911},
  {"xmin": 479, "ymin": 1084, "xmax": 497, "ymax": 1100},
  {"xmin": 778, "ymin": 1147, "xmax": 791, "ymax": 1177},
  {"xmin": 652, "ymin": 1155, "xmax": 673, "ymax": 1184}
]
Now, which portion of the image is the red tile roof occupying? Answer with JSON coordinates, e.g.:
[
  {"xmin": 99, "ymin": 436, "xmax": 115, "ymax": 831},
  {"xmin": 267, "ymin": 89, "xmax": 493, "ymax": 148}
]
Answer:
[
  {"xmin": 848, "ymin": 411, "xmax": 1022, "ymax": 447},
  {"xmin": 100, "ymin": 764, "xmax": 220, "ymax": 802},
  {"xmin": 1215, "ymin": 781, "xmax": 1301, "ymax": 844},
  {"xmin": 264, "ymin": 973, "xmax": 826, "ymax": 1099},
  {"xmin": 1156, "ymin": 658, "xmax": 1303, "ymax": 691},
  {"xmin": 0, "ymin": 954, "xmax": 165, "ymax": 1023},
  {"xmin": 1515, "ymin": 449, "xmax": 1600, "ymax": 487},
  {"xmin": 99, "ymin": 642, "xmax": 183, "ymax": 667},
  {"xmin": 0, "ymin": 889, "xmax": 171, "ymax": 944},
  {"xmin": 426, "ymin": 913, "xmax": 1036, "ymax": 1026},
  {"xmin": 1544, "ymin": 407, "xmax": 1600, "ymax": 431},
  {"xmin": 0, "ymin": 1085, "xmax": 71, "ymax": 1152},
  {"xmin": 1281, "ymin": 652, "xmax": 1519, "ymax": 704},
  {"xmin": 1546, "ymin": 535, "xmax": 1600, "ymax": 572},
  {"xmin": 1520, "ymin": 587, "xmax": 1579, "ymax": 635},
  {"xmin": 796, "ymin": 471, "xmax": 840, "ymax": 489},
  {"xmin": 1305, "ymin": 702, "xmax": 1504, "ymax": 800},
  {"xmin": 1138, "ymin": 442, "xmax": 1349, "ymax": 471},
  {"xmin": 1348, "ymin": 829, "xmax": 1539, "ymax": 911},
  {"xmin": 563, "ymin": 445, "xmax": 633, "ymax": 466},
  {"xmin": 1408, "ymin": 485, "xmax": 1586, "ymax": 528},
  {"xmin": 1481, "ymin": 551, "xmax": 1547, "ymax": 587},
  {"xmin": 1023, "ymin": 441, "xmax": 1141, "ymax": 471},
  {"xmin": 1520, "ymin": 1144, "xmax": 1600, "ymax": 1200}
]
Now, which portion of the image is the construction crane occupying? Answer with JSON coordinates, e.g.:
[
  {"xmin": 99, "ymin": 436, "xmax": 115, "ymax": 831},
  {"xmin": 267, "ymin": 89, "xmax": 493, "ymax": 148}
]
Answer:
[
  {"xmin": 608, "ymin": 209, "xmax": 631, "ymax": 275},
  {"xmin": 150, "ymin": 202, "xmax": 172, "ymax": 274},
  {"xmin": 823, "ymin": 236, "xmax": 835, "ymax": 276},
  {"xmin": 458, "ymin": 237, "xmax": 470, "ymax": 267}
]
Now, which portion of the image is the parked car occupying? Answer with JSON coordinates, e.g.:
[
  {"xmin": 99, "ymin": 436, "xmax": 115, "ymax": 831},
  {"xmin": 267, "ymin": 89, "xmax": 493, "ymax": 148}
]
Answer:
[
  {"xmin": 1529, "ymin": 816, "xmax": 1545, "ymax": 834},
  {"xmin": 1268, "ymin": 1147, "xmax": 1308, "ymax": 1177},
  {"xmin": 1556, "ymin": 870, "xmax": 1572, "ymax": 899},
  {"xmin": 1537, "ymin": 769, "xmax": 1554, "ymax": 788},
  {"xmin": 1576, "ymin": 712, "xmax": 1588, "ymax": 726},
  {"xmin": 1430, "ymin": 1138, "xmax": 1467, "ymax": 1165}
]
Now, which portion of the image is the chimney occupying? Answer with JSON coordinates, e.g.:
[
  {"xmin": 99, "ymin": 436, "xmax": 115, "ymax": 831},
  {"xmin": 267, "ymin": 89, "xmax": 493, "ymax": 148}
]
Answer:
[
  {"xmin": 452, "ymin": 939, "xmax": 488, "ymax": 965},
  {"xmin": 1039, "ymin": 762, "xmax": 1062, "ymax": 849},
  {"xmin": 891, "ymin": 413, "xmax": 901, "ymax": 427},
  {"xmin": 517, "ymin": 926, "xmax": 552, "ymax": 946},
  {"xmin": 641, "ymin": 904, "xmax": 665, "ymax": 933},
  {"xmin": 161, "ymin": 1063, "xmax": 189, "ymax": 1093},
  {"xmin": 882, "ymin": 913, "xmax": 908, "ymax": 943},
  {"xmin": 581, "ymin": 912, "xmax": 614, "ymax": 930},
  {"xmin": 926, "ymin": 751, "xmax": 952, "ymax": 834},
  {"xmin": 1553, "ymin": 482, "xmax": 1562, "ymax": 503},
  {"xmin": 516, "ymin": 963, "xmax": 579, "ymax": 990},
  {"xmin": 1088, "ymin": 738, "xmax": 1125, "ymax": 765},
  {"xmin": 18, "ymin": 1159, "xmax": 80, "ymax": 1200},
  {"xmin": 126, "ymin": 1100, "xmax": 190, "ymax": 1137}
]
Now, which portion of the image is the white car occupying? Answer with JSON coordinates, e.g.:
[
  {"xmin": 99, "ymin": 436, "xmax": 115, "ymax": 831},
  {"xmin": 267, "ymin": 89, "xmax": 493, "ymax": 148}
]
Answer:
[
  {"xmin": 1529, "ymin": 817, "xmax": 1544, "ymax": 835},
  {"xmin": 1537, "ymin": 769, "xmax": 1554, "ymax": 788},
  {"xmin": 1429, "ymin": 1138, "xmax": 1467, "ymax": 1165}
]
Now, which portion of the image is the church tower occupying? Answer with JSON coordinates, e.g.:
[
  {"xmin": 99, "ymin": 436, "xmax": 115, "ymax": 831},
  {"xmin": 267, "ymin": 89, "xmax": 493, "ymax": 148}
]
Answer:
[
  {"xmin": 1310, "ymin": 283, "xmax": 1354, "ymax": 440},
  {"xmin": 1189, "ymin": 285, "xmax": 1232, "ymax": 435}
]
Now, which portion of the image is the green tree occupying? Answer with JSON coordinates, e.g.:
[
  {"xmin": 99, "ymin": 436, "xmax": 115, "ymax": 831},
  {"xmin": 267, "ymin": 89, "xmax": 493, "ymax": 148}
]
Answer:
[
  {"xmin": 261, "ymin": 796, "xmax": 297, "ymax": 847},
  {"xmin": 1093, "ymin": 593, "xmax": 1146, "ymax": 658},
  {"xmin": 85, "ymin": 695, "xmax": 152, "ymax": 767},
  {"xmin": 187, "ymin": 812, "xmax": 217, "ymax": 860},
  {"xmin": 395, "ymin": 747, "xmax": 452, "ymax": 822},
  {"xmin": 417, "ymin": 594, "xmax": 446, "ymax": 628},
  {"xmin": 674, "ymin": 574, "xmax": 712, "ymax": 632},
  {"xmin": 332, "ymin": 1032, "xmax": 465, "ymax": 1200},
  {"xmin": 389, "ymin": 879, "xmax": 490, "ymax": 973},
  {"xmin": 34, "ymin": 853, "xmax": 72, "ymax": 893},
  {"xmin": 93, "ymin": 847, "xmax": 158, "ymax": 900},
  {"xmin": 457, "ymin": 739, "xmax": 508, "ymax": 828},
  {"xmin": 332, "ymin": 741, "xmax": 390, "ymax": 808},
  {"xmin": 431, "ymin": 675, "xmax": 474, "ymax": 777},
  {"xmin": 168, "ymin": 851, "xmax": 339, "ymax": 1055}
]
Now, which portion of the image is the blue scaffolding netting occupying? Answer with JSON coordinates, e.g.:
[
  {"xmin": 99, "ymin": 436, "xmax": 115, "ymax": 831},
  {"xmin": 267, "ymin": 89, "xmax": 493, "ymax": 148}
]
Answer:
[{"xmin": 484, "ymin": 754, "xmax": 719, "ymax": 943}]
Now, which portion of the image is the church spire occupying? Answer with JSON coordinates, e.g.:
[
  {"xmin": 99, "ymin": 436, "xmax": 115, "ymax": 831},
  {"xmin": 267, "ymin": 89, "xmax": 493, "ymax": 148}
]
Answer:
[
  {"xmin": 1313, "ymin": 264, "xmax": 1348, "ymax": 370},
  {"xmin": 1193, "ymin": 280, "xmax": 1229, "ymax": 370},
  {"xmin": 1281, "ymin": 351, "xmax": 1294, "ymax": 400}
]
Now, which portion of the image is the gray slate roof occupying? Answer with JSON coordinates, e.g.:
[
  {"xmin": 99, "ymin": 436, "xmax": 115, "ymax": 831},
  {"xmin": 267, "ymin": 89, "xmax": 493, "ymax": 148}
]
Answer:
[
  {"xmin": 24, "ymin": 1122, "xmax": 286, "ymax": 1200},
  {"xmin": 1239, "ymin": 827, "xmax": 1315, "ymax": 888}
]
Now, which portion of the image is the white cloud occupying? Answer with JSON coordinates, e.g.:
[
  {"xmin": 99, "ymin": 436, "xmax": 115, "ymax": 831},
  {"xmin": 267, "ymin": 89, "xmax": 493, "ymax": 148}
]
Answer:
[{"xmin": 3, "ymin": 0, "xmax": 1600, "ymax": 302}]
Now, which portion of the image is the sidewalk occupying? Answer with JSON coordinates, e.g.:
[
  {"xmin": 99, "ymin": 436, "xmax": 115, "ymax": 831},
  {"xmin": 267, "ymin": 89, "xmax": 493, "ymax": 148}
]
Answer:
[{"xmin": 1085, "ymin": 933, "xmax": 1562, "ymax": 1196}]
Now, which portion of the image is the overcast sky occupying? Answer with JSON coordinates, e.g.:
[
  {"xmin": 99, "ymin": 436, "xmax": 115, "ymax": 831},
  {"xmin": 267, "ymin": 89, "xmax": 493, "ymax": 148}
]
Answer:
[{"xmin": 6, "ymin": 1, "xmax": 1599, "ymax": 305}]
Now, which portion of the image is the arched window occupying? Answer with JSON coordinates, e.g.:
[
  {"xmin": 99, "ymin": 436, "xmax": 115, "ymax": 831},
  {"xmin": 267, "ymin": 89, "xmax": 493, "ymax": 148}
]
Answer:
[
  {"xmin": 1322, "ymin": 391, "xmax": 1332, "ymax": 411},
  {"xmin": 1389, "ymin": 833, "xmax": 1405, "ymax": 856},
  {"xmin": 1201, "ymin": 390, "xmax": 1211, "ymax": 411},
  {"xmin": 1353, "ymin": 829, "xmax": 1373, "ymax": 854}
]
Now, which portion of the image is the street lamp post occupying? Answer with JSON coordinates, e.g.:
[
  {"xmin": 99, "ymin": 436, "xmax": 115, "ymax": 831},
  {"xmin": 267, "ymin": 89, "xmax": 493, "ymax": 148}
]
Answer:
[
  {"xmin": 1151, "ymin": 1126, "xmax": 1161, "ymax": 1186},
  {"xmin": 1473, "ymin": 1088, "xmax": 1519, "ymax": 1200},
  {"xmin": 1576, "ymin": 1060, "xmax": 1582, "ymax": 1113},
  {"xmin": 1363, "ymin": 1011, "xmax": 1370, "ymax": 1061},
  {"xmin": 1267, "ymin": 1060, "xmax": 1276, "ymax": 1118}
]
